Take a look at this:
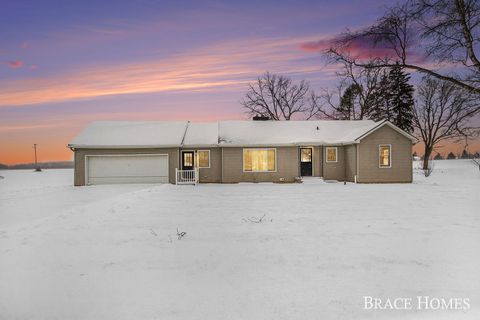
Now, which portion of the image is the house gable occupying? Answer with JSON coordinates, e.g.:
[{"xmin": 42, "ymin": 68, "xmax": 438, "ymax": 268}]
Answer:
[{"xmin": 357, "ymin": 125, "xmax": 413, "ymax": 183}]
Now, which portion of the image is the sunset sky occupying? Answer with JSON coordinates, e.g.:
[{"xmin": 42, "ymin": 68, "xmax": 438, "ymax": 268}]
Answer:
[{"xmin": 1, "ymin": 0, "xmax": 478, "ymax": 164}]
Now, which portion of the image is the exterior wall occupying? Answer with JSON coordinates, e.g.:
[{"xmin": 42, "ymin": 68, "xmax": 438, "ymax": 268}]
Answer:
[
  {"xmin": 344, "ymin": 144, "xmax": 357, "ymax": 182},
  {"xmin": 313, "ymin": 146, "xmax": 322, "ymax": 177},
  {"xmin": 221, "ymin": 146, "xmax": 299, "ymax": 183},
  {"xmin": 357, "ymin": 125, "xmax": 413, "ymax": 183},
  {"xmin": 180, "ymin": 148, "xmax": 222, "ymax": 183},
  {"xmin": 322, "ymin": 146, "xmax": 345, "ymax": 181},
  {"xmin": 74, "ymin": 148, "xmax": 179, "ymax": 186}
]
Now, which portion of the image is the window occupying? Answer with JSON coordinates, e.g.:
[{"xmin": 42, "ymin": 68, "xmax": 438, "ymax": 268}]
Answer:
[
  {"xmin": 300, "ymin": 148, "xmax": 312, "ymax": 162},
  {"xmin": 243, "ymin": 149, "xmax": 276, "ymax": 172},
  {"xmin": 326, "ymin": 147, "xmax": 337, "ymax": 162},
  {"xmin": 183, "ymin": 152, "xmax": 193, "ymax": 167},
  {"xmin": 197, "ymin": 150, "xmax": 210, "ymax": 168},
  {"xmin": 379, "ymin": 145, "xmax": 391, "ymax": 168}
]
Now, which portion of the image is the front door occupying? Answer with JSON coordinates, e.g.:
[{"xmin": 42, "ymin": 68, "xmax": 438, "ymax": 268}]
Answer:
[
  {"xmin": 182, "ymin": 151, "xmax": 195, "ymax": 170},
  {"xmin": 300, "ymin": 148, "xmax": 313, "ymax": 176}
]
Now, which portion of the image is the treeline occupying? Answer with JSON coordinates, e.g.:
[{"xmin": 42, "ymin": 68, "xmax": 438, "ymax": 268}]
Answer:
[
  {"xmin": 413, "ymin": 151, "xmax": 480, "ymax": 160},
  {"xmin": 0, "ymin": 161, "xmax": 73, "ymax": 170}
]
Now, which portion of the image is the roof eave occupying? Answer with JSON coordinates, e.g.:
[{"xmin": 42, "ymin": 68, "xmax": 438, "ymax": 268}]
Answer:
[
  {"xmin": 354, "ymin": 120, "xmax": 419, "ymax": 143},
  {"xmin": 67, "ymin": 144, "xmax": 182, "ymax": 149}
]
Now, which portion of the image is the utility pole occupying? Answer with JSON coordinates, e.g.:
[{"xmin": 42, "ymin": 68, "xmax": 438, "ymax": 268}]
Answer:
[{"xmin": 33, "ymin": 144, "xmax": 41, "ymax": 172}]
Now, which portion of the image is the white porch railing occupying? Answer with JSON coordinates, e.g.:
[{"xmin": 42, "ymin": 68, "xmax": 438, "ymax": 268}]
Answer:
[{"xmin": 175, "ymin": 168, "xmax": 199, "ymax": 185}]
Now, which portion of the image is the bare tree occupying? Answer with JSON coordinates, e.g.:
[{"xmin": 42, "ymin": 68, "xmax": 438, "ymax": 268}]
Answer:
[
  {"xmin": 414, "ymin": 76, "xmax": 479, "ymax": 170},
  {"xmin": 241, "ymin": 72, "xmax": 320, "ymax": 120},
  {"xmin": 317, "ymin": 61, "xmax": 384, "ymax": 119},
  {"xmin": 325, "ymin": 0, "xmax": 480, "ymax": 95}
]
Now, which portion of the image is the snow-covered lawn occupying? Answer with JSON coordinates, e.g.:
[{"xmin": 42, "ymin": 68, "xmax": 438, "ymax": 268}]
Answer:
[{"xmin": 0, "ymin": 160, "xmax": 479, "ymax": 320}]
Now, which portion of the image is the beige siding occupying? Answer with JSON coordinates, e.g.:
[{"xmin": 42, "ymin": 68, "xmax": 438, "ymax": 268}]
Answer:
[
  {"xmin": 312, "ymin": 146, "xmax": 322, "ymax": 177},
  {"xmin": 180, "ymin": 148, "xmax": 222, "ymax": 183},
  {"xmin": 222, "ymin": 147, "xmax": 298, "ymax": 183},
  {"xmin": 317, "ymin": 146, "xmax": 323, "ymax": 177},
  {"xmin": 344, "ymin": 144, "xmax": 357, "ymax": 182},
  {"xmin": 357, "ymin": 126, "xmax": 413, "ymax": 183},
  {"xmin": 74, "ymin": 148, "xmax": 179, "ymax": 186},
  {"xmin": 322, "ymin": 146, "xmax": 345, "ymax": 181}
]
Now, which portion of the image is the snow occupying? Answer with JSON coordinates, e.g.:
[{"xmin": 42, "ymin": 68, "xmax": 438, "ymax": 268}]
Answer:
[
  {"xmin": 69, "ymin": 120, "xmax": 410, "ymax": 149},
  {"xmin": 0, "ymin": 160, "xmax": 479, "ymax": 319},
  {"xmin": 182, "ymin": 122, "xmax": 219, "ymax": 147},
  {"xmin": 68, "ymin": 121, "xmax": 188, "ymax": 148},
  {"xmin": 218, "ymin": 120, "xmax": 379, "ymax": 146}
]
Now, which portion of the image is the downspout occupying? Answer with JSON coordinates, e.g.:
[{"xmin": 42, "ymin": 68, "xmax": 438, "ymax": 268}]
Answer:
[
  {"xmin": 221, "ymin": 147, "xmax": 224, "ymax": 183},
  {"xmin": 355, "ymin": 142, "xmax": 359, "ymax": 184},
  {"xmin": 68, "ymin": 146, "xmax": 76, "ymax": 186},
  {"xmin": 321, "ymin": 146, "xmax": 324, "ymax": 179}
]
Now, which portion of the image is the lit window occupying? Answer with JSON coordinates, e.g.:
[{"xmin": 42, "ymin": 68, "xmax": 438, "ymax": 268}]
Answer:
[
  {"xmin": 326, "ymin": 147, "xmax": 337, "ymax": 162},
  {"xmin": 379, "ymin": 145, "xmax": 391, "ymax": 168},
  {"xmin": 301, "ymin": 148, "xmax": 312, "ymax": 162},
  {"xmin": 197, "ymin": 150, "xmax": 210, "ymax": 168},
  {"xmin": 243, "ymin": 149, "xmax": 276, "ymax": 172},
  {"xmin": 183, "ymin": 152, "xmax": 193, "ymax": 167}
]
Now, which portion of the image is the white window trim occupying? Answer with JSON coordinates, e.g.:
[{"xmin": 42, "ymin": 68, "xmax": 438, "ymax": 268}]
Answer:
[
  {"xmin": 300, "ymin": 146, "xmax": 314, "ymax": 176},
  {"xmin": 325, "ymin": 147, "xmax": 338, "ymax": 163},
  {"xmin": 378, "ymin": 144, "xmax": 392, "ymax": 168},
  {"xmin": 197, "ymin": 150, "xmax": 210, "ymax": 168},
  {"xmin": 242, "ymin": 148, "xmax": 277, "ymax": 173},
  {"xmin": 181, "ymin": 150, "xmax": 195, "ymax": 168},
  {"xmin": 84, "ymin": 153, "xmax": 169, "ymax": 186}
]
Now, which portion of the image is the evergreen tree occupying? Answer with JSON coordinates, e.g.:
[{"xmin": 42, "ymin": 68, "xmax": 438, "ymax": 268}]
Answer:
[
  {"xmin": 337, "ymin": 84, "xmax": 361, "ymax": 120},
  {"xmin": 460, "ymin": 149, "xmax": 470, "ymax": 159},
  {"xmin": 433, "ymin": 153, "xmax": 443, "ymax": 160},
  {"xmin": 370, "ymin": 66, "xmax": 415, "ymax": 133},
  {"xmin": 370, "ymin": 71, "xmax": 391, "ymax": 122},
  {"xmin": 387, "ymin": 66, "xmax": 415, "ymax": 132},
  {"xmin": 447, "ymin": 152, "xmax": 456, "ymax": 160}
]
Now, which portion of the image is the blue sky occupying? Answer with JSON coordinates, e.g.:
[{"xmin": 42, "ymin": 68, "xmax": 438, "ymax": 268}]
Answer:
[{"xmin": 2, "ymin": 0, "xmax": 437, "ymax": 163}]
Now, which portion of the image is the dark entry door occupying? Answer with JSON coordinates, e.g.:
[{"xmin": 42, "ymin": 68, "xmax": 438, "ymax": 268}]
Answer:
[
  {"xmin": 300, "ymin": 148, "xmax": 313, "ymax": 176},
  {"xmin": 182, "ymin": 151, "xmax": 195, "ymax": 170}
]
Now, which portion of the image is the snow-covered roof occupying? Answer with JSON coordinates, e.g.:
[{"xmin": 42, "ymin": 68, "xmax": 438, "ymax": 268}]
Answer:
[
  {"xmin": 68, "ymin": 121, "xmax": 188, "ymax": 148},
  {"xmin": 68, "ymin": 119, "xmax": 416, "ymax": 149},
  {"xmin": 182, "ymin": 122, "xmax": 219, "ymax": 147},
  {"xmin": 217, "ymin": 120, "xmax": 379, "ymax": 146}
]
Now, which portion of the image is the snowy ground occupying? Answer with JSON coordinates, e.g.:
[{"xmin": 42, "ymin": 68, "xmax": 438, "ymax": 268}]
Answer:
[{"xmin": 0, "ymin": 160, "xmax": 479, "ymax": 320}]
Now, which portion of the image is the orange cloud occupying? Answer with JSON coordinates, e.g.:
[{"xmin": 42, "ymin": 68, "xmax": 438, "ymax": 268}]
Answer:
[{"xmin": 0, "ymin": 36, "xmax": 326, "ymax": 107}]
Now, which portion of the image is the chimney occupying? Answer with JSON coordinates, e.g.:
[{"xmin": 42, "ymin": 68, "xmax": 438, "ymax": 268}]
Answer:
[{"xmin": 253, "ymin": 115, "xmax": 270, "ymax": 121}]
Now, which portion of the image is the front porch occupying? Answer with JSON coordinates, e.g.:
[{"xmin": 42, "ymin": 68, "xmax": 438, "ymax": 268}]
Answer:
[{"xmin": 175, "ymin": 168, "xmax": 199, "ymax": 185}]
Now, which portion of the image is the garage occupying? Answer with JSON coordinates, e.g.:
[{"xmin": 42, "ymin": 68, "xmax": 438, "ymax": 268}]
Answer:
[{"xmin": 86, "ymin": 154, "xmax": 169, "ymax": 185}]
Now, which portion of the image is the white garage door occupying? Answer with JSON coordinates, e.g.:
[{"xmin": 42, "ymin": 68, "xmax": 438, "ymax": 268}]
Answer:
[{"xmin": 86, "ymin": 154, "xmax": 169, "ymax": 185}]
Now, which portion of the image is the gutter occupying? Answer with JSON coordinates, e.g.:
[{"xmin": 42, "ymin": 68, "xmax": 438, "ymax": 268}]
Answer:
[{"xmin": 66, "ymin": 144, "xmax": 183, "ymax": 149}]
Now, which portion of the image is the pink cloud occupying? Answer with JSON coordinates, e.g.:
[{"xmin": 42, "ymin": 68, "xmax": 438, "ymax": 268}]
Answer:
[
  {"xmin": 300, "ymin": 36, "xmax": 426, "ymax": 63},
  {"xmin": 299, "ymin": 39, "xmax": 331, "ymax": 52},
  {"xmin": 300, "ymin": 37, "xmax": 397, "ymax": 59},
  {"xmin": 7, "ymin": 60, "xmax": 23, "ymax": 69}
]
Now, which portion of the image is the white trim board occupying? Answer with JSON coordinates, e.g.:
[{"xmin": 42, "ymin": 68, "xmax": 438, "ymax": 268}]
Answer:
[{"xmin": 85, "ymin": 153, "xmax": 169, "ymax": 185}]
